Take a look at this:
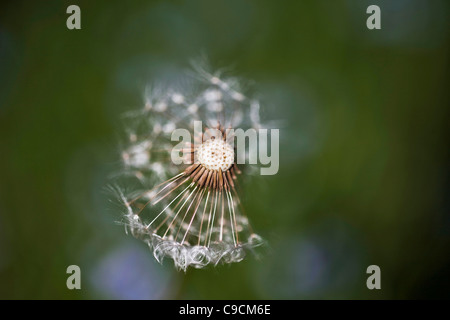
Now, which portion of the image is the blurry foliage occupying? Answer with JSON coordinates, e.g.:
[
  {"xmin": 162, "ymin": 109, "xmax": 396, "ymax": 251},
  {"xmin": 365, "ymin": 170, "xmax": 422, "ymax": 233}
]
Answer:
[{"xmin": 0, "ymin": 0, "xmax": 449, "ymax": 299}]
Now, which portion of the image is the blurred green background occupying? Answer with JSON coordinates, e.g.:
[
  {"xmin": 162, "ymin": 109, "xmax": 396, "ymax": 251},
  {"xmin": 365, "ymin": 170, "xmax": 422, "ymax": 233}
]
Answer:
[{"xmin": 0, "ymin": 0, "xmax": 449, "ymax": 299}]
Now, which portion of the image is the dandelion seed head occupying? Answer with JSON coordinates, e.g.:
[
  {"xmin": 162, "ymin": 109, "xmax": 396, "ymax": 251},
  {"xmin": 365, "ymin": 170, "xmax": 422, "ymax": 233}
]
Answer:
[{"xmin": 114, "ymin": 63, "xmax": 267, "ymax": 271}]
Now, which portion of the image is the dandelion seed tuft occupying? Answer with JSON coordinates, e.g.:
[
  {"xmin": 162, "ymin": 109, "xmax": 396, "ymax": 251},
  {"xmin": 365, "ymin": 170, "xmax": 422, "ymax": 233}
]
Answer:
[{"xmin": 115, "ymin": 63, "xmax": 267, "ymax": 271}]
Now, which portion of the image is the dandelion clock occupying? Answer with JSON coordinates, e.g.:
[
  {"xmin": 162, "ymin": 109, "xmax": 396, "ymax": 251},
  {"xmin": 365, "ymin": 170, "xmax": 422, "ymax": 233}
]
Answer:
[{"xmin": 113, "ymin": 64, "xmax": 272, "ymax": 271}]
